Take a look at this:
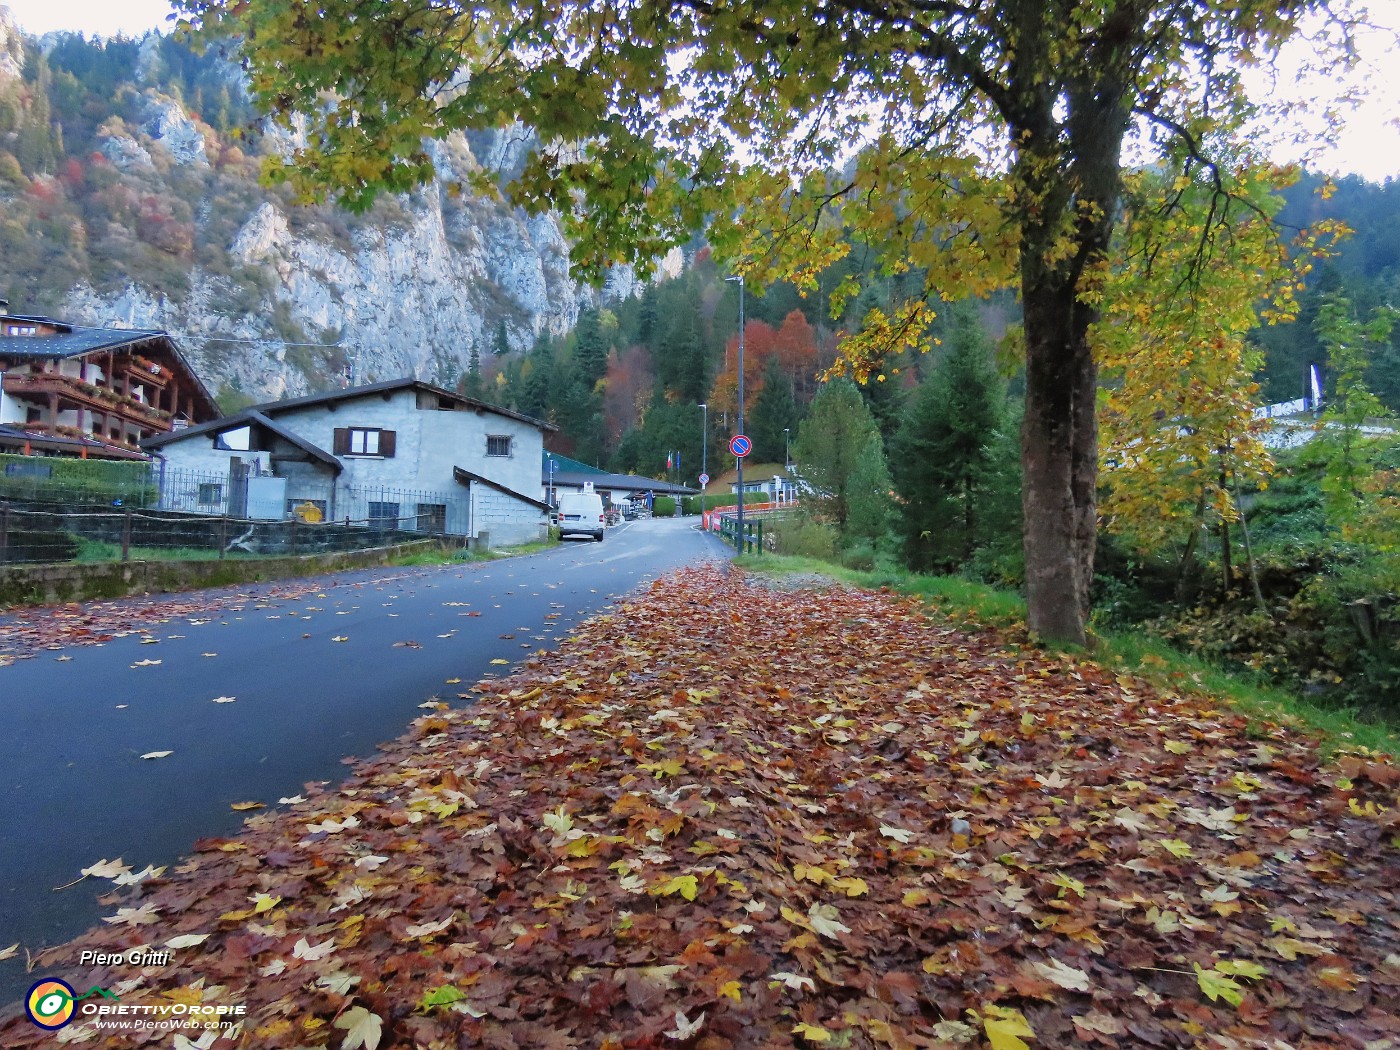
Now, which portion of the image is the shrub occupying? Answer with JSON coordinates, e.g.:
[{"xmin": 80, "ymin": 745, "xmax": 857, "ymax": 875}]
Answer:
[{"xmin": 770, "ymin": 515, "xmax": 836, "ymax": 560}]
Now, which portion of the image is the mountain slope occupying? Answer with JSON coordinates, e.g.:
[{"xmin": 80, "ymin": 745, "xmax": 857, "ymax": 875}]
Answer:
[{"xmin": 0, "ymin": 10, "xmax": 678, "ymax": 407}]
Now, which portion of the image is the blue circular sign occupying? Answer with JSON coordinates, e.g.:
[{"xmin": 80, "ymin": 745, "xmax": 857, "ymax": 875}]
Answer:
[{"xmin": 729, "ymin": 435, "xmax": 752, "ymax": 458}]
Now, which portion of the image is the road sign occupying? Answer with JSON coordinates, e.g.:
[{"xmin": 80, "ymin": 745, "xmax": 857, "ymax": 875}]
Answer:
[
  {"xmin": 698, "ymin": 472, "xmax": 710, "ymax": 486},
  {"xmin": 729, "ymin": 434, "xmax": 752, "ymax": 459}
]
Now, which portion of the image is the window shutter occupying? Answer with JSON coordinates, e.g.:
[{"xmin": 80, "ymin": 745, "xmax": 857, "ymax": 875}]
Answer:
[
  {"xmin": 379, "ymin": 430, "xmax": 396, "ymax": 457},
  {"xmin": 332, "ymin": 428, "xmax": 350, "ymax": 454}
]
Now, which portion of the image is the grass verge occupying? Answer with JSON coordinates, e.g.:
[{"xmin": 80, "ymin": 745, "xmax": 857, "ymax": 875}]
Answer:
[
  {"xmin": 739, "ymin": 552, "xmax": 1400, "ymax": 758},
  {"xmin": 74, "ymin": 539, "xmax": 259, "ymax": 563}
]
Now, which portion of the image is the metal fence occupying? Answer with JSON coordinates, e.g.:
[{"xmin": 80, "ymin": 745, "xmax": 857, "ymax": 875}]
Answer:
[
  {"xmin": 0, "ymin": 452, "xmax": 486, "ymax": 565},
  {"xmin": 0, "ymin": 501, "xmax": 440, "ymax": 565},
  {"xmin": 150, "ymin": 468, "xmax": 471, "ymax": 536},
  {"xmin": 2, "ymin": 455, "xmax": 474, "ymax": 534}
]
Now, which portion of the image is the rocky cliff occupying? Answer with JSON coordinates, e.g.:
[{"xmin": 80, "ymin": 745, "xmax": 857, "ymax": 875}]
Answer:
[{"xmin": 0, "ymin": 10, "xmax": 681, "ymax": 406}]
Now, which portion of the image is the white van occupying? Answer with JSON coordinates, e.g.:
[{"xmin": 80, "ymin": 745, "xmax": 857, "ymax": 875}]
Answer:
[{"xmin": 556, "ymin": 490, "xmax": 605, "ymax": 542}]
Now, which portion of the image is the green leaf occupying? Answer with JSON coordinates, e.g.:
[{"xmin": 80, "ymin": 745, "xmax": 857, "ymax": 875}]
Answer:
[
  {"xmin": 418, "ymin": 985, "xmax": 465, "ymax": 1011},
  {"xmin": 1194, "ymin": 964, "xmax": 1244, "ymax": 1008},
  {"xmin": 651, "ymin": 874, "xmax": 699, "ymax": 900},
  {"xmin": 1214, "ymin": 959, "xmax": 1267, "ymax": 980}
]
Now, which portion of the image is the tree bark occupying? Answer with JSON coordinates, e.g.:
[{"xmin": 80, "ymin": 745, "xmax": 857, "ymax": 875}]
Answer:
[
  {"xmin": 1021, "ymin": 278, "xmax": 1098, "ymax": 646},
  {"xmin": 1009, "ymin": 32, "xmax": 1132, "ymax": 646}
]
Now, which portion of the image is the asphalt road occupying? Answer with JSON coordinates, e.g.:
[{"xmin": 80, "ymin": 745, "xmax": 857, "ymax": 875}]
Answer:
[{"xmin": 0, "ymin": 515, "xmax": 729, "ymax": 1006}]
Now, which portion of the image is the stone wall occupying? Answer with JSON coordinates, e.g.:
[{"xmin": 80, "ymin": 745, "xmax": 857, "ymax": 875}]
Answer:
[{"xmin": 0, "ymin": 539, "xmax": 453, "ymax": 609}]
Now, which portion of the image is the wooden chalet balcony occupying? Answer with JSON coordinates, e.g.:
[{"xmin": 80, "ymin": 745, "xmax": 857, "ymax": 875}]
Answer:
[
  {"xmin": 2, "ymin": 372, "xmax": 173, "ymax": 428},
  {"xmin": 15, "ymin": 421, "xmax": 148, "ymax": 457}
]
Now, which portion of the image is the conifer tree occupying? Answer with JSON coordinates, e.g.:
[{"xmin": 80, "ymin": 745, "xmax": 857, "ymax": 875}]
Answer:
[
  {"xmin": 748, "ymin": 356, "xmax": 799, "ymax": 465},
  {"xmin": 892, "ymin": 311, "xmax": 1008, "ymax": 572},
  {"xmin": 792, "ymin": 379, "xmax": 883, "ymax": 533}
]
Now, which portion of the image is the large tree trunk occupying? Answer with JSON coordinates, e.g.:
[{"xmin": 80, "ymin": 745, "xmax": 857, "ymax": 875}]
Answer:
[
  {"xmin": 1011, "ymin": 62, "xmax": 1130, "ymax": 646},
  {"xmin": 1021, "ymin": 276, "xmax": 1098, "ymax": 645}
]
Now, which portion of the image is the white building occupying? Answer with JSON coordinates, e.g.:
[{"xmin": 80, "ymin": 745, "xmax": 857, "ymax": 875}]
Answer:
[{"xmin": 141, "ymin": 379, "xmax": 554, "ymax": 545}]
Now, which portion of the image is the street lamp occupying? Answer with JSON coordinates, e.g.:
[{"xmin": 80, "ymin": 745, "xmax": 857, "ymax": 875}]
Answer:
[
  {"xmin": 725, "ymin": 273, "xmax": 745, "ymax": 552},
  {"xmin": 698, "ymin": 402, "xmax": 708, "ymax": 506},
  {"xmin": 783, "ymin": 427, "xmax": 791, "ymax": 503}
]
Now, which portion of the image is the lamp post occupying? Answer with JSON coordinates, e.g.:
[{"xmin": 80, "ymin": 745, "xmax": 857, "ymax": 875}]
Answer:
[
  {"xmin": 783, "ymin": 427, "xmax": 791, "ymax": 502},
  {"xmin": 698, "ymin": 402, "xmax": 708, "ymax": 506},
  {"xmin": 725, "ymin": 273, "xmax": 745, "ymax": 552}
]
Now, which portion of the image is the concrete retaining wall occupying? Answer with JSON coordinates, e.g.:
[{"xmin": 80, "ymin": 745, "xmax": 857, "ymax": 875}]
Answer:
[{"xmin": 0, "ymin": 540, "xmax": 448, "ymax": 610}]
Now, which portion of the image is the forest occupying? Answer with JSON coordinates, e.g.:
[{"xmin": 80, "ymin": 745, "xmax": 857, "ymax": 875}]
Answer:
[{"xmin": 2, "ymin": 28, "xmax": 1399, "ymax": 713}]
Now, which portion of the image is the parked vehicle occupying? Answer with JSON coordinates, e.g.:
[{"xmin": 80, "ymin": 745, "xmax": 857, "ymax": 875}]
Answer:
[{"xmin": 556, "ymin": 490, "xmax": 605, "ymax": 542}]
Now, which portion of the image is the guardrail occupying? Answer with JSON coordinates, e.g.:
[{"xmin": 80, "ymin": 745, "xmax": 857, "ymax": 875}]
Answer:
[
  {"xmin": 714, "ymin": 512, "xmax": 764, "ymax": 554},
  {"xmin": 701, "ymin": 502, "xmax": 790, "ymax": 530}
]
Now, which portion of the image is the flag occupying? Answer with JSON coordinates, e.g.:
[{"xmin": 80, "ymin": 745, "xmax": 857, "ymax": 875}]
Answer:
[{"xmin": 667, "ymin": 452, "xmax": 674, "ymax": 470}]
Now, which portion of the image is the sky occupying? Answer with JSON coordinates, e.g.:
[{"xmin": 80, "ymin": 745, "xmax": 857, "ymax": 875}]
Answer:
[{"xmin": 2, "ymin": 0, "xmax": 1397, "ymax": 184}]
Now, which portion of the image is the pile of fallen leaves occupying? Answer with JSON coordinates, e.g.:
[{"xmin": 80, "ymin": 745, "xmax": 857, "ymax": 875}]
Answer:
[{"xmin": 4, "ymin": 564, "xmax": 1400, "ymax": 1049}]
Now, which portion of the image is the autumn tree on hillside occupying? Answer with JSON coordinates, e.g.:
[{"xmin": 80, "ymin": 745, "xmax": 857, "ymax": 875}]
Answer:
[
  {"xmin": 602, "ymin": 345, "xmax": 656, "ymax": 447},
  {"xmin": 179, "ymin": 0, "xmax": 1362, "ymax": 642},
  {"xmin": 707, "ymin": 319, "xmax": 777, "ymax": 423},
  {"xmin": 772, "ymin": 310, "xmax": 821, "ymax": 406}
]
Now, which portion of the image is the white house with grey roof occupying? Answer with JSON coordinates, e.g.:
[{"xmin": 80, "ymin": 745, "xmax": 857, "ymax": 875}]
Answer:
[{"xmin": 142, "ymin": 379, "xmax": 554, "ymax": 546}]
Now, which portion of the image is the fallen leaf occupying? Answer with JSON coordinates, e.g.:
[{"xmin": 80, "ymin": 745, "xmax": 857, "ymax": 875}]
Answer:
[
  {"xmin": 165, "ymin": 934, "xmax": 211, "ymax": 950},
  {"xmin": 1031, "ymin": 957, "xmax": 1091, "ymax": 992},
  {"xmin": 102, "ymin": 903, "xmax": 160, "ymax": 926},
  {"xmin": 806, "ymin": 903, "xmax": 851, "ymax": 940},
  {"xmin": 982, "ymin": 1005, "xmax": 1035, "ymax": 1050},
  {"xmin": 665, "ymin": 1009, "xmax": 705, "ymax": 1040},
  {"xmin": 80, "ymin": 858, "xmax": 132, "ymax": 880},
  {"xmin": 404, "ymin": 916, "xmax": 455, "ymax": 938},
  {"xmin": 292, "ymin": 936, "xmax": 335, "ymax": 961},
  {"xmin": 334, "ymin": 1005, "xmax": 382, "ymax": 1050}
]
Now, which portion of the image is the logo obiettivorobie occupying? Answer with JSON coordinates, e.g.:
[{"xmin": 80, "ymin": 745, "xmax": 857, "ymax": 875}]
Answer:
[{"xmin": 25, "ymin": 978, "xmax": 76, "ymax": 1030}]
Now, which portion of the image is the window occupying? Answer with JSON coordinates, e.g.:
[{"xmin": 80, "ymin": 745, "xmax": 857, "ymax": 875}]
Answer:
[
  {"xmin": 214, "ymin": 425, "xmax": 251, "ymax": 451},
  {"xmin": 367, "ymin": 501, "xmax": 400, "ymax": 528},
  {"xmin": 415, "ymin": 503, "xmax": 447, "ymax": 534},
  {"xmin": 197, "ymin": 483, "xmax": 223, "ymax": 505},
  {"xmin": 333, "ymin": 427, "xmax": 396, "ymax": 457},
  {"xmin": 486, "ymin": 435, "xmax": 512, "ymax": 457},
  {"xmin": 4, "ymin": 325, "xmax": 37, "ymax": 336}
]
